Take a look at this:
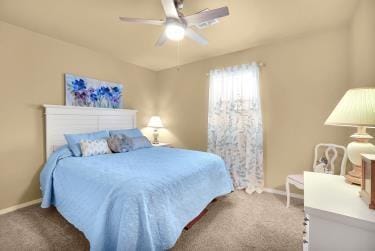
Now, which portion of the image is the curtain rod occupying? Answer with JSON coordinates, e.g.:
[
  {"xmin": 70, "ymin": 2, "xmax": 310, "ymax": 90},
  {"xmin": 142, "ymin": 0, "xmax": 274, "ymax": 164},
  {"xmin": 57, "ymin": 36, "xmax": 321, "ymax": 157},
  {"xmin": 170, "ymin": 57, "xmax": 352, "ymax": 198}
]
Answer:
[{"xmin": 205, "ymin": 61, "xmax": 266, "ymax": 76}]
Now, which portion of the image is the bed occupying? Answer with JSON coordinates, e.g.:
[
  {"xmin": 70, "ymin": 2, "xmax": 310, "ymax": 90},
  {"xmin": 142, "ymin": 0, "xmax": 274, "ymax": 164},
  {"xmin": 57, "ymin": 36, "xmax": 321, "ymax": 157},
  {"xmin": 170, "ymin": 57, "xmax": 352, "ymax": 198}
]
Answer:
[{"xmin": 40, "ymin": 105, "xmax": 233, "ymax": 251}]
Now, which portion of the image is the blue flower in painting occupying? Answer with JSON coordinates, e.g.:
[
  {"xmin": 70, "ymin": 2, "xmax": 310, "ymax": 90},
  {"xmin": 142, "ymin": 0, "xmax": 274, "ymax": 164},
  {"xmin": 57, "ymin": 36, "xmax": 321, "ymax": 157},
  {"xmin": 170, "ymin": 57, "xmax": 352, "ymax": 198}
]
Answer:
[
  {"xmin": 71, "ymin": 79, "xmax": 86, "ymax": 92},
  {"xmin": 98, "ymin": 86, "xmax": 111, "ymax": 96},
  {"xmin": 90, "ymin": 93, "xmax": 98, "ymax": 102},
  {"xmin": 109, "ymin": 86, "xmax": 121, "ymax": 108},
  {"xmin": 86, "ymin": 87, "xmax": 97, "ymax": 103}
]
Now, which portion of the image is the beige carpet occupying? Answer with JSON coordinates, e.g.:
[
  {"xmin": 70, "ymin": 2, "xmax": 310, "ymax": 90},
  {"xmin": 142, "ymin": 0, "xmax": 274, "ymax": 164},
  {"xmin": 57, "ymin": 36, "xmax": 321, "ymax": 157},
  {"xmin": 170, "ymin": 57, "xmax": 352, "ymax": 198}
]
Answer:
[{"xmin": 0, "ymin": 192, "xmax": 304, "ymax": 251}]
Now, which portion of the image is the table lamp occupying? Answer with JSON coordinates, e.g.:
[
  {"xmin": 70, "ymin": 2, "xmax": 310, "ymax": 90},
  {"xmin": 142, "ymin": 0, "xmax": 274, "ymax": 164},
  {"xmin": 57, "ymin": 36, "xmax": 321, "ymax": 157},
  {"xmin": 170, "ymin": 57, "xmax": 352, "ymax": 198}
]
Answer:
[
  {"xmin": 148, "ymin": 116, "xmax": 164, "ymax": 144},
  {"xmin": 325, "ymin": 88, "xmax": 375, "ymax": 185}
]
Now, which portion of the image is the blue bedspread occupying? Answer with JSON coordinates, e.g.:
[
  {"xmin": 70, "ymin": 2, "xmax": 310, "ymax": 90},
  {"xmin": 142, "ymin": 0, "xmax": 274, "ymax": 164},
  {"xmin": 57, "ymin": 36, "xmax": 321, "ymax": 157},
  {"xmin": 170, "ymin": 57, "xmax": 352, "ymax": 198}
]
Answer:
[{"xmin": 40, "ymin": 146, "xmax": 233, "ymax": 251}]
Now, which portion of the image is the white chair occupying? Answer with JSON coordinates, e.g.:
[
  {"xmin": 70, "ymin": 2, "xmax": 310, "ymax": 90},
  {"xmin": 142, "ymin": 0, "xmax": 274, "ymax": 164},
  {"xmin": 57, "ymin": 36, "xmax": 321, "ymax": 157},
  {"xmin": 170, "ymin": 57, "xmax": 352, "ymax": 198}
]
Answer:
[{"xmin": 286, "ymin": 143, "xmax": 347, "ymax": 208}]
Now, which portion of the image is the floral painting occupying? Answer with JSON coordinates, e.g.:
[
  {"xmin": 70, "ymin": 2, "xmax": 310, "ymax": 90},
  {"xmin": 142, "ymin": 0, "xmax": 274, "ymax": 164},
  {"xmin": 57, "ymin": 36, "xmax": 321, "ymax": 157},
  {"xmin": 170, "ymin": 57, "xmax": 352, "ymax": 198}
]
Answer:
[{"xmin": 65, "ymin": 74, "xmax": 123, "ymax": 109}]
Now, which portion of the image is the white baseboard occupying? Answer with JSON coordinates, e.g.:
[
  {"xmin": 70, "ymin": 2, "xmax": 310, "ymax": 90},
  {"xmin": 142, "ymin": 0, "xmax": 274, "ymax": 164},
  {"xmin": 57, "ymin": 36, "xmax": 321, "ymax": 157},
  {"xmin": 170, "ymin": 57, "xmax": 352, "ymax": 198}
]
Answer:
[
  {"xmin": 0, "ymin": 198, "xmax": 42, "ymax": 215},
  {"xmin": 263, "ymin": 187, "xmax": 304, "ymax": 200}
]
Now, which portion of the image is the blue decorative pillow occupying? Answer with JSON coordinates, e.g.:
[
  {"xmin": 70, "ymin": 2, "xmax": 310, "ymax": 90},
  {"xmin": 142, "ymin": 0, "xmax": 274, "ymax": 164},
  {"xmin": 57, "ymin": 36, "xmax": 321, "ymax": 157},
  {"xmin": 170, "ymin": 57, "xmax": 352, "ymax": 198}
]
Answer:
[
  {"xmin": 107, "ymin": 134, "xmax": 131, "ymax": 153},
  {"xmin": 109, "ymin": 128, "xmax": 143, "ymax": 138},
  {"xmin": 128, "ymin": 136, "xmax": 152, "ymax": 150},
  {"xmin": 65, "ymin": 130, "xmax": 110, "ymax": 157}
]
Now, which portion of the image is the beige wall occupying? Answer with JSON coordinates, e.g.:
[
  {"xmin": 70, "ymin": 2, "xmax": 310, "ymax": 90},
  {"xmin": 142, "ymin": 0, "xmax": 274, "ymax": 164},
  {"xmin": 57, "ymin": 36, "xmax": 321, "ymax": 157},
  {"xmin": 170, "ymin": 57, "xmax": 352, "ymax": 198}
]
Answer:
[
  {"xmin": 0, "ymin": 21, "xmax": 157, "ymax": 210},
  {"xmin": 349, "ymin": 0, "xmax": 375, "ymax": 136},
  {"xmin": 157, "ymin": 27, "xmax": 350, "ymax": 190},
  {"xmin": 350, "ymin": 0, "xmax": 375, "ymax": 88}
]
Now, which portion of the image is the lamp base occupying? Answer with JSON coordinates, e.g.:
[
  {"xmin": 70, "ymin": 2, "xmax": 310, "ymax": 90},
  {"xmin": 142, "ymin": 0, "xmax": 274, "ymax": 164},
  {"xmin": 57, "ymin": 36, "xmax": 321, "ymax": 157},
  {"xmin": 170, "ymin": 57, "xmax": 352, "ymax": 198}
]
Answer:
[
  {"xmin": 152, "ymin": 129, "xmax": 159, "ymax": 144},
  {"xmin": 345, "ymin": 127, "xmax": 375, "ymax": 186},
  {"xmin": 345, "ymin": 165, "xmax": 362, "ymax": 185}
]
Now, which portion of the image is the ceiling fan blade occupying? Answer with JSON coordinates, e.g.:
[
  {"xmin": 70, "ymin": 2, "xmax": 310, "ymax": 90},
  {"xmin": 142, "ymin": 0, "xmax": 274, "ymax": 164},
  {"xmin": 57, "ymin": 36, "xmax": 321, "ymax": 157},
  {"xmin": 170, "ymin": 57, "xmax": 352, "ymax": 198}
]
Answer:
[
  {"xmin": 185, "ymin": 28, "xmax": 208, "ymax": 45},
  {"xmin": 161, "ymin": 0, "xmax": 179, "ymax": 18},
  {"xmin": 184, "ymin": 6, "xmax": 229, "ymax": 25},
  {"xmin": 119, "ymin": 17, "xmax": 164, "ymax": 26},
  {"xmin": 155, "ymin": 32, "xmax": 168, "ymax": 47},
  {"xmin": 191, "ymin": 8, "xmax": 209, "ymax": 15}
]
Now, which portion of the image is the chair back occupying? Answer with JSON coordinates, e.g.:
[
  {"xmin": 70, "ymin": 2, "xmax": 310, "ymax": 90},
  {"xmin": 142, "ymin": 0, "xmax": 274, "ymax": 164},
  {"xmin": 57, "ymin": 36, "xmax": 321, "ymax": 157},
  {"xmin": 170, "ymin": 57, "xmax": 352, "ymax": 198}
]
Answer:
[{"xmin": 313, "ymin": 144, "xmax": 347, "ymax": 176}]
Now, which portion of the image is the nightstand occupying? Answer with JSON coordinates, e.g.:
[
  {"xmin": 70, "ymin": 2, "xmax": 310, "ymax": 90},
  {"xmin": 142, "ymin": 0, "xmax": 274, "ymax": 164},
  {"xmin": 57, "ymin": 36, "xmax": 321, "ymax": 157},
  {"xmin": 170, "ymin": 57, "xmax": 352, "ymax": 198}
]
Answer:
[
  {"xmin": 304, "ymin": 172, "xmax": 375, "ymax": 250},
  {"xmin": 152, "ymin": 142, "xmax": 171, "ymax": 147}
]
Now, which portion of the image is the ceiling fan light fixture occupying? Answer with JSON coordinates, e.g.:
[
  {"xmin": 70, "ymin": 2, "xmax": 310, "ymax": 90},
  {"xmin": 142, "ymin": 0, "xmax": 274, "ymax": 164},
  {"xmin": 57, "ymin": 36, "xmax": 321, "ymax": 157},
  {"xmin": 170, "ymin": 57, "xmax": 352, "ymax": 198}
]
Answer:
[
  {"xmin": 165, "ymin": 23, "xmax": 185, "ymax": 41},
  {"xmin": 119, "ymin": 0, "xmax": 229, "ymax": 46}
]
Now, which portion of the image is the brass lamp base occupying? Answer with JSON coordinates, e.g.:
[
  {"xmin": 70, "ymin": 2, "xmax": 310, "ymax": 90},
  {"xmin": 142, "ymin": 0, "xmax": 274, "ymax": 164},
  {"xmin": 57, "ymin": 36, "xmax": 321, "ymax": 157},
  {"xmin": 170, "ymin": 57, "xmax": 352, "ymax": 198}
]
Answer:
[
  {"xmin": 152, "ymin": 128, "xmax": 159, "ymax": 144},
  {"xmin": 345, "ymin": 165, "xmax": 362, "ymax": 185},
  {"xmin": 345, "ymin": 127, "xmax": 375, "ymax": 186}
]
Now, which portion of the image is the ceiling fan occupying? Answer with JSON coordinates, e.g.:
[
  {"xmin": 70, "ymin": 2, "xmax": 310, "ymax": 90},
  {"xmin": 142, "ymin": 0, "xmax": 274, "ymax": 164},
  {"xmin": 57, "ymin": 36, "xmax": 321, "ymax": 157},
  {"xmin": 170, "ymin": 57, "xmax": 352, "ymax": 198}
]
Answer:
[{"xmin": 119, "ymin": 0, "xmax": 229, "ymax": 46}]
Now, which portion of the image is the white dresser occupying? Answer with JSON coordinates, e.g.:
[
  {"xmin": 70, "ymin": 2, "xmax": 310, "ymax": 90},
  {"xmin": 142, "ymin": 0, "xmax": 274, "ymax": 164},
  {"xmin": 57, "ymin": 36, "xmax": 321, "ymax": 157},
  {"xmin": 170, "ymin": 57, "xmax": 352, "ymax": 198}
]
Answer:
[{"xmin": 304, "ymin": 172, "xmax": 375, "ymax": 251}]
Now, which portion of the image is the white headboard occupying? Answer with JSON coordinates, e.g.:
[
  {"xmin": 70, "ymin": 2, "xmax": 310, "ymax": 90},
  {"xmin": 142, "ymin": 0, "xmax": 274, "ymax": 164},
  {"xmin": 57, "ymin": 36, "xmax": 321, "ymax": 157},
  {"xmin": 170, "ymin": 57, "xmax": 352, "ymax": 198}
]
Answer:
[{"xmin": 44, "ymin": 105, "xmax": 137, "ymax": 157}]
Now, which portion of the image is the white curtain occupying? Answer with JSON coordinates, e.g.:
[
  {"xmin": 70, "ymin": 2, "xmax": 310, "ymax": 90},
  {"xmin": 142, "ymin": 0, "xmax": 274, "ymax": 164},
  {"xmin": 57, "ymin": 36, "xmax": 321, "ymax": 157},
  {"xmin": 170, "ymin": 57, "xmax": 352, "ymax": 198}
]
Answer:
[{"xmin": 208, "ymin": 63, "xmax": 263, "ymax": 193}]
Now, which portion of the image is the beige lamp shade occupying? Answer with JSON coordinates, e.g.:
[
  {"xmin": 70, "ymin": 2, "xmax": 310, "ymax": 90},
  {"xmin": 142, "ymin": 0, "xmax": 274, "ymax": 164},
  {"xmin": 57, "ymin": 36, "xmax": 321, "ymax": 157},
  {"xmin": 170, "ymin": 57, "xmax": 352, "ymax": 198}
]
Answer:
[
  {"xmin": 148, "ymin": 116, "xmax": 164, "ymax": 128},
  {"xmin": 325, "ymin": 88, "xmax": 375, "ymax": 128}
]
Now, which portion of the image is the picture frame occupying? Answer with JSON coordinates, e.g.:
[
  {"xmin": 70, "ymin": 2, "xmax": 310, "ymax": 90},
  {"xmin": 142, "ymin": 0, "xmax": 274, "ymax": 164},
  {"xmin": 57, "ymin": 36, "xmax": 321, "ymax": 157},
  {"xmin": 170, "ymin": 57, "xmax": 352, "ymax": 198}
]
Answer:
[{"xmin": 65, "ymin": 73, "xmax": 123, "ymax": 109}]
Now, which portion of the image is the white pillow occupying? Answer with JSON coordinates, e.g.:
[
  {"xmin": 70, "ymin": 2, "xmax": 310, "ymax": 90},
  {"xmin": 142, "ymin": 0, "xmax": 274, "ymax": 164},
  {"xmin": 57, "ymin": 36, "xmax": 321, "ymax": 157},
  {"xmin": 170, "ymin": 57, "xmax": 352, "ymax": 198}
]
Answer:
[{"xmin": 80, "ymin": 139, "xmax": 112, "ymax": 157}]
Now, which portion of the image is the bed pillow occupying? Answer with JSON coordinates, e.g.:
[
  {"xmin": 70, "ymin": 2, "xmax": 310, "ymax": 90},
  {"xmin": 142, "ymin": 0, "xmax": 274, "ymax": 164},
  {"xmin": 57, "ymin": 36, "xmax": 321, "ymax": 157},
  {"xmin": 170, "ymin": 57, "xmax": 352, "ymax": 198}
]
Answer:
[
  {"xmin": 107, "ymin": 134, "xmax": 132, "ymax": 153},
  {"xmin": 65, "ymin": 130, "xmax": 110, "ymax": 157},
  {"xmin": 80, "ymin": 139, "xmax": 112, "ymax": 157},
  {"xmin": 128, "ymin": 136, "xmax": 152, "ymax": 151},
  {"xmin": 109, "ymin": 128, "xmax": 143, "ymax": 138}
]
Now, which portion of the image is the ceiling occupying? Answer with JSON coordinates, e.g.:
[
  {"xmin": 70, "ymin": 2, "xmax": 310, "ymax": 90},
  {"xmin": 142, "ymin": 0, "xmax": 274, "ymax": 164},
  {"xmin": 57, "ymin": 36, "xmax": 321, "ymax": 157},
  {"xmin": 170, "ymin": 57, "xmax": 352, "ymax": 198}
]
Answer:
[{"xmin": 0, "ymin": 0, "xmax": 359, "ymax": 71}]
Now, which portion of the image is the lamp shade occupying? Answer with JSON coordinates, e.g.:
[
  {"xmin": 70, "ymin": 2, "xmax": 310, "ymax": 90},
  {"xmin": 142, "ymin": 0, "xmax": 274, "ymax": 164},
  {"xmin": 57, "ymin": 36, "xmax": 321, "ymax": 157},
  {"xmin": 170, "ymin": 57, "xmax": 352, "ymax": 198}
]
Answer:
[
  {"xmin": 148, "ymin": 116, "xmax": 164, "ymax": 128},
  {"xmin": 325, "ymin": 88, "xmax": 375, "ymax": 128}
]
